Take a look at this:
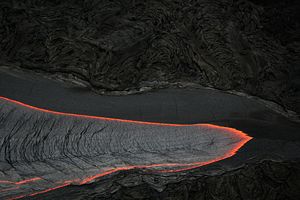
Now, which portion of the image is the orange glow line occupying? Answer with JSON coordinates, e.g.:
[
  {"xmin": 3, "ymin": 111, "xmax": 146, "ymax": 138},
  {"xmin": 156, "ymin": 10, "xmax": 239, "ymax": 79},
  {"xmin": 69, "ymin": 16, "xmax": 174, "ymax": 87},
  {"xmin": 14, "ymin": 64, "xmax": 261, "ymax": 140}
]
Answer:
[
  {"xmin": 0, "ymin": 96, "xmax": 233, "ymax": 127},
  {"xmin": 15, "ymin": 177, "xmax": 42, "ymax": 185},
  {"xmin": 0, "ymin": 177, "xmax": 42, "ymax": 185},
  {"xmin": 29, "ymin": 183, "xmax": 71, "ymax": 197},
  {"xmin": 79, "ymin": 132, "xmax": 251, "ymax": 184},
  {"xmin": 0, "ymin": 96, "xmax": 252, "ymax": 199}
]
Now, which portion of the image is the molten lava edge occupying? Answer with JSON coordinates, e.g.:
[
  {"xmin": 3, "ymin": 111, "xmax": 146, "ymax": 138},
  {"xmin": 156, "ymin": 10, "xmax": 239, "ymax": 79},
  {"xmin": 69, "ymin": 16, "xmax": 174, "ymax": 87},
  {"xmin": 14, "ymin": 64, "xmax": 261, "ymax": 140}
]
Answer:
[{"xmin": 0, "ymin": 96, "xmax": 252, "ymax": 200}]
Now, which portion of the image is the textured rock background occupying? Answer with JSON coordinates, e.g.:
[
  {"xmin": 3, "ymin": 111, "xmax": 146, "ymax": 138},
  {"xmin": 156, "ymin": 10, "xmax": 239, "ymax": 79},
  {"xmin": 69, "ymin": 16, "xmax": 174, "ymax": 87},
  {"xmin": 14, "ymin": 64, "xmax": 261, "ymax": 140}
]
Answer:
[
  {"xmin": 0, "ymin": 0, "xmax": 299, "ymax": 113},
  {"xmin": 0, "ymin": 0, "xmax": 300, "ymax": 199},
  {"xmin": 29, "ymin": 160, "xmax": 300, "ymax": 200}
]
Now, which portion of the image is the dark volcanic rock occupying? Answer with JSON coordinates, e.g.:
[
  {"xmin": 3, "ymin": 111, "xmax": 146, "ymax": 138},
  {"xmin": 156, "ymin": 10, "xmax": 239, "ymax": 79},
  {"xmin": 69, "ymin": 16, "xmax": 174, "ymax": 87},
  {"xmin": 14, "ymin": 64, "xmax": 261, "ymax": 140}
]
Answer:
[
  {"xmin": 0, "ymin": 0, "xmax": 299, "ymax": 113},
  {"xmin": 29, "ymin": 160, "xmax": 300, "ymax": 200}
]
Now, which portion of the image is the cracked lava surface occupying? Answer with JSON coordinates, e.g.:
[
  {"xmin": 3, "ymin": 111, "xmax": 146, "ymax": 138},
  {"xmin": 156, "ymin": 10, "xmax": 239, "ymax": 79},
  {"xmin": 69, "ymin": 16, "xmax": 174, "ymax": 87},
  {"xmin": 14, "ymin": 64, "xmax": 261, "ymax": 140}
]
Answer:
[{"xmin": 0, "ymin": 96, "xmax": 252, "ymax": 199}]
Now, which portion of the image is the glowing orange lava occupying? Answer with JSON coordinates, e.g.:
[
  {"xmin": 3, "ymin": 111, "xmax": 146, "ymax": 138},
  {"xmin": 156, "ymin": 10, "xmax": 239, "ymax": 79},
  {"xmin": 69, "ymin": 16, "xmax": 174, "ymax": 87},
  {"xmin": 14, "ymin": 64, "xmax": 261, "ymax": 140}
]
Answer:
[{"xmin": 0, "ymin": 96, "xmax": 252, "ymax": 199}]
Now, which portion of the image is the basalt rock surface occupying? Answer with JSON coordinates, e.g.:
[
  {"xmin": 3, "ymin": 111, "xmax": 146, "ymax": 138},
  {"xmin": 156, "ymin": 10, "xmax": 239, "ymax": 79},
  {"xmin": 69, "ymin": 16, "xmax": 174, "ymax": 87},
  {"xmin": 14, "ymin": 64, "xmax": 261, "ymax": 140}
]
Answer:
[
  {"xmin": 0, "ymin": 0, "xmax": 299, "ymax": 113},
  {"xmin": 0, "ymin": 0, "xmax": 300, "ymax": 199},
  {"xmin": 27, "ymin": 160, "xmax": 300, "ymax": 200}
]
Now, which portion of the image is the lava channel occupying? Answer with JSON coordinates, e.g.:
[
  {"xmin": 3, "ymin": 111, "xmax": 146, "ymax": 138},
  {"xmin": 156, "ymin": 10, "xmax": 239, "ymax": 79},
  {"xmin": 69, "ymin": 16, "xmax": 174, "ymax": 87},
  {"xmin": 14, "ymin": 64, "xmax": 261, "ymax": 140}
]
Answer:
[{"xmin": 0, "ymin": 96, "xmax": 252, "ymax": 199}]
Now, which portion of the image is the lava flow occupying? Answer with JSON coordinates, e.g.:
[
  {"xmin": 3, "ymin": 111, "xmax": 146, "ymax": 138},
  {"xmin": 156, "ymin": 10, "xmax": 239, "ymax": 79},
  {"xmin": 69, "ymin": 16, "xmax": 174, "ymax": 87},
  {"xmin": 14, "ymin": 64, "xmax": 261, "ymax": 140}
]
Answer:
[{"xmin": 0, "ymin": 96, "xmax": 252, "ymax": 199}]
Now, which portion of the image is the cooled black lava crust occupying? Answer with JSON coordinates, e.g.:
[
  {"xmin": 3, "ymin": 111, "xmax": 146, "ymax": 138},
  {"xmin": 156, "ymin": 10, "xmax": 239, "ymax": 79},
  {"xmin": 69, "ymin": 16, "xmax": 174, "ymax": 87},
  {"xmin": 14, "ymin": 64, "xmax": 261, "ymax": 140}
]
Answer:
[{"xmin": 0, "ymin": 0, "xmax": 299, "ymax": 113}]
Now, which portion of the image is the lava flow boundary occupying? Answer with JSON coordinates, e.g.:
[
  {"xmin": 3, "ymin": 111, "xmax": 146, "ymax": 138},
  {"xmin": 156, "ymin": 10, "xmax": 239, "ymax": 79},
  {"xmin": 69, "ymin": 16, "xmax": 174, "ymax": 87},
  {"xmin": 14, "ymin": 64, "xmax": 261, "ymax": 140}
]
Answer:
[{"xmin": 0, "ymin": 96, "xmax": 252, "ymax": 199}]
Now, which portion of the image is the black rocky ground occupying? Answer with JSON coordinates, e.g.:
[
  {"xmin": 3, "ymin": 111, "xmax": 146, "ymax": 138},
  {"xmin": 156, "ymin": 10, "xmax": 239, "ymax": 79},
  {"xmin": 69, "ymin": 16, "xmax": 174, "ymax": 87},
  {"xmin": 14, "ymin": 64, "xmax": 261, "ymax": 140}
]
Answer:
[
  {"xmin": 28, "ymin": 160, "xmax": 300, "ymax": 200},
  {"xmin": 0, "ymin": 0, "xmax": 300, "ymax": 199},
  {"xmin": 0, "ymin": 0, "xmax": 299, "ymax": 113}
]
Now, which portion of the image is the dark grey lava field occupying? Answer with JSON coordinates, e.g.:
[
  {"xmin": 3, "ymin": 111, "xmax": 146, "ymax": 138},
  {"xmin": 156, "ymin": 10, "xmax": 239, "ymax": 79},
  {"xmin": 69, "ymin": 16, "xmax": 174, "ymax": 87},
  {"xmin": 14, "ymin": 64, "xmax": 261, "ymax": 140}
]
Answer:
[{"xmin": 0, "ymin": 0, "xmax": 299, "ymax": 199}]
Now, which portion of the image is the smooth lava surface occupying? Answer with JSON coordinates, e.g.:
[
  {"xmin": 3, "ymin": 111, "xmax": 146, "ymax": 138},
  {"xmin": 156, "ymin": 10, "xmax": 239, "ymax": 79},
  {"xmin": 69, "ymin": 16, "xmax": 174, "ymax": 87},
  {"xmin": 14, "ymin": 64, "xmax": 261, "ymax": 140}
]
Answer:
[{"xmin": 0, "ymin": 96, "xmax": 252, "ymax": 199}]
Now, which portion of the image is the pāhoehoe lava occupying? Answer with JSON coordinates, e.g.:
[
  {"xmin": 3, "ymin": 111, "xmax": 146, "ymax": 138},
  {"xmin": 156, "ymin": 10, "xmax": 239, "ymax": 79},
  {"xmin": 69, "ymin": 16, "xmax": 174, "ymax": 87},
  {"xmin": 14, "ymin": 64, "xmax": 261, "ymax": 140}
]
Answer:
[{"xmin": 0, "ymin": 96, "xmax": 252, "ymax": 199}]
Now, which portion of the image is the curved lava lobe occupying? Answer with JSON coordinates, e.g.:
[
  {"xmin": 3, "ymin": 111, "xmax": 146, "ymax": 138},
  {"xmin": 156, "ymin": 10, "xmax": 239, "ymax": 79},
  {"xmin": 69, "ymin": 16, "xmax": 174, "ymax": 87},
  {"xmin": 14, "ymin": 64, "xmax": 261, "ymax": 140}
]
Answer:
[{"xmin": 0, "ymin": 96, "xmax": 252, "ymax": 199}]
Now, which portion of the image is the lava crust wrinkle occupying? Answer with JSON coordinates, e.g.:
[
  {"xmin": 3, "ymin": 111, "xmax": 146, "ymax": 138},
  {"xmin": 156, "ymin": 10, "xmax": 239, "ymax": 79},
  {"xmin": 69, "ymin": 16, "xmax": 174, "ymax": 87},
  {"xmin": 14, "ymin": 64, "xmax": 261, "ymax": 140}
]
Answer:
[{"xmin": 0, "ymin": 96, "xmax": 252, "ymax": 199}]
